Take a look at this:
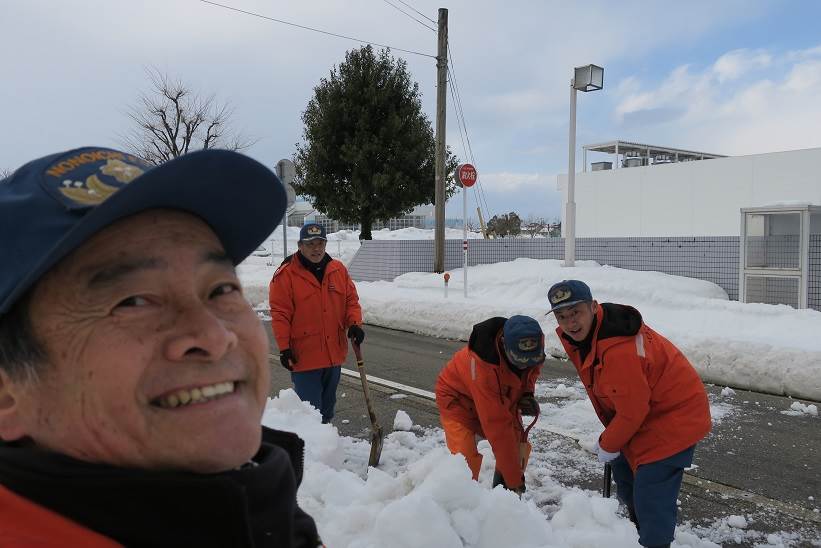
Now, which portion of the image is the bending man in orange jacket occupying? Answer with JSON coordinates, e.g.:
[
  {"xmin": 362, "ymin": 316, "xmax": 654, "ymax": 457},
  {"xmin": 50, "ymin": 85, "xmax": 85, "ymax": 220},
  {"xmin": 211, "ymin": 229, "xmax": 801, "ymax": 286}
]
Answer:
[
  {"xmin": 548, "ymin": 279, "xmax": 711, "ymax": 548},
  {"xmin": 269, "ymin": 223, "xmax": 363, "ymax": 424},
  {"xmin": 435, "ymin": 316, "xmax": 545, "ymax": 494}
]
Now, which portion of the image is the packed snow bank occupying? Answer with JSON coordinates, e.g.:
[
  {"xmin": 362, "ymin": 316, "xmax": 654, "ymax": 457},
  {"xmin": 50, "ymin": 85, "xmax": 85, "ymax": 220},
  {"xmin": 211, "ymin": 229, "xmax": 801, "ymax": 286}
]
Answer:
[
  {"xmin": 238, "ymin": 241, "xmax": 821, "ymax": 400},
  {"xmin": 352, "ymin": 259, "xmax": 821, "ymax": 401}
]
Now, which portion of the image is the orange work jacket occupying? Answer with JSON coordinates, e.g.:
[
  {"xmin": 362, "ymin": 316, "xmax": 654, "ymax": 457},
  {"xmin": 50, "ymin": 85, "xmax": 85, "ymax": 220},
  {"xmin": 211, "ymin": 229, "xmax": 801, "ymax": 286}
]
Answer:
[
  {"xmin": 557, "ymin": 302, "xmax": 711, "ymax": 470},
  {"xmin": 0, "ymin": 485, "xmax": 121, "ymax": 548},
  {"xmin": 269, "ymin": 253, "xmax": 362, "ymax": 372},
  {"xmin": 435, "ymin": 317, "xmax": 541, "ymax": 489}
]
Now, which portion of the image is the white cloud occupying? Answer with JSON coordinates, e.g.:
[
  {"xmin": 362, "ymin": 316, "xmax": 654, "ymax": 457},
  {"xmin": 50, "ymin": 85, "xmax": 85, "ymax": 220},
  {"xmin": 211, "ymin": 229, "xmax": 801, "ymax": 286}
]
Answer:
[
  {"xmin": 612, "ymin": 44, "xmax": 821, "ymax": 154},
  {"xmin": 479, "ymin": 171, "xmax": 553, "ymax": 192},
  {"xmin": 712, "ymin": 49, "xmax": 772, "ymax": 83}
]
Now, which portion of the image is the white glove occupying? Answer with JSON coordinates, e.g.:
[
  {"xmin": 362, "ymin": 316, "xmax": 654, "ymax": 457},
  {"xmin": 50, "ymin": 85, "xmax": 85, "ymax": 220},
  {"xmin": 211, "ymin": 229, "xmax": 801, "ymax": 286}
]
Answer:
[{"xmin": 594, "ymin": 440, "xmax": 620, "ymax": 463}]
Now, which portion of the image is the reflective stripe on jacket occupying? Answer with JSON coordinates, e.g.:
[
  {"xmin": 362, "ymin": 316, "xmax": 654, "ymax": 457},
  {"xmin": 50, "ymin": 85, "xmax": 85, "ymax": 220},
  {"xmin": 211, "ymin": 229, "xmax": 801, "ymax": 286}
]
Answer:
[
  {"xmin": 435, "ymin": 317, "xmax": 541, "ymax": 489},
  {"xmin": 557, "ymin": 302, "xmax": 711, "ymax": 470},
  {"xmin": 269, "ymin": 254, "xmax": 362, "ymax": 372},
  {"xmin": 0, "ymin": 485, "xmax": 121, "ymax": 548}
]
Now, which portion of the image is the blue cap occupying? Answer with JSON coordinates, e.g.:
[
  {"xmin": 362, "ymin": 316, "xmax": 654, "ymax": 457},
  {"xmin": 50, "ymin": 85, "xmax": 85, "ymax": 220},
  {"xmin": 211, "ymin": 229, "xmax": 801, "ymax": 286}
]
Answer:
[
  {"xmin": 547, "ymin": 279, "xmax": 593, "ymax": 312},
  {"xmin": 502, "ymin": 315, "xmax": 546, "ymax": 369},
  {"xmin": 0, "ymin": 147, "xmax": 286, "ymax": 316},
  {"xmin": 299, "ymin": 222, "xmax": 327, "ymax": 242}
]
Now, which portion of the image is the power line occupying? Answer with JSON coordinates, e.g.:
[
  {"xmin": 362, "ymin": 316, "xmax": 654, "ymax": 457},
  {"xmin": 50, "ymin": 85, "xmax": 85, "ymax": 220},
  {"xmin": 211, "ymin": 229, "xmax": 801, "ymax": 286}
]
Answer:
[
  {"xmin": 448, "ymin": 64, "xmax": 491, "ymax": 223},
  {"xmin": 381, "ymin": 0, "xmax": 436, "ymax": 32},
  {"xmin": 448, "ymin": 45, "xmax": 493, "ymax": 221},
  {"xmin": 394, "ymin": 0, "xmax": 437, "ymax": 24},
  {"xmin": 200, "ymin": 0, "xmax": 436, "ymax": 59}
]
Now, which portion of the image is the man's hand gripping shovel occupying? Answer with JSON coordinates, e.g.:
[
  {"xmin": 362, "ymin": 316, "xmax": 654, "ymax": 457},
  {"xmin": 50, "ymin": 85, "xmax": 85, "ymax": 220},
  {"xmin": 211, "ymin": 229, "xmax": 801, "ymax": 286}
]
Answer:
[{"xmin": 351, "ymin": 341, "xmax": 384, "ymax": 467}]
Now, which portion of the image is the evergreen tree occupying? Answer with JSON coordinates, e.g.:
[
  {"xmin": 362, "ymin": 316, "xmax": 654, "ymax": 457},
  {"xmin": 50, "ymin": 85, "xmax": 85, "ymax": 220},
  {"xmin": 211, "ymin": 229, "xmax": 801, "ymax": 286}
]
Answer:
[
  {"xmin": 294, "ymin": 46, "xmax": 458, "ymax": 239},
  {"xmin": 487, "ymin": 212, "xmax": 522, "ymax": 237}
]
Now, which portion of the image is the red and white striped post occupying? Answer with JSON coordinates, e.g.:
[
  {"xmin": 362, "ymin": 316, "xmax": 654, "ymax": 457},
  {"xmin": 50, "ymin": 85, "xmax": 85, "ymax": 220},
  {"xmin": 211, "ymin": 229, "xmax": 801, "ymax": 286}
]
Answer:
[{"xmin": 456, "ymin": 163, "xmax": 477, "ymax": 298}]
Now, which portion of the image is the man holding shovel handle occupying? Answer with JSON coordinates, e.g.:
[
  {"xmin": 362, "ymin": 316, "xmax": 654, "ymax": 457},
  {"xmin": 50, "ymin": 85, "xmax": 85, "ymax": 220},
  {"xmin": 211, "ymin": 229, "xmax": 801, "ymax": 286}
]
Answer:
[{"xmin": 269, "ymin": 222, "xmax": 363, "ymax": 425}]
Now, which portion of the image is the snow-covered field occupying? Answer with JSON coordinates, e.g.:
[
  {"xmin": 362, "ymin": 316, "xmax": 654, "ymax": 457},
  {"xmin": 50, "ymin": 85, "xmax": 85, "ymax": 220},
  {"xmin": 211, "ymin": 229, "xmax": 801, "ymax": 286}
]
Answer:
[{"xmin": 240, "ymin": 227, "xmax": 820, "ymax": 547}]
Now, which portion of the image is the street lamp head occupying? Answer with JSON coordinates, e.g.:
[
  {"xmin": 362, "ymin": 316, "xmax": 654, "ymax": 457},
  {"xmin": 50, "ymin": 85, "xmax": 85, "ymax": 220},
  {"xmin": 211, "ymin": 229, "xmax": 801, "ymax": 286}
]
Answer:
[{"xmin": 573, "ymin": 64, "xmax": 604, "ymax": 92}]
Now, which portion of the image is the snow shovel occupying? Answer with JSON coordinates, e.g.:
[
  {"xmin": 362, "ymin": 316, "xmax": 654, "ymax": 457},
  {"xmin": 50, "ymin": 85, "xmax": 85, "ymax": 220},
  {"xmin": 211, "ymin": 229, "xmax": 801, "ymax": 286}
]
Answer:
[
  {"xmin": 602, "ymin": 463, "xmax": 612, "ymax": 498},
  {"xmin": 518, "ymin": 405, "xmax": 540, "ymax": 470},
  {"xmin": 352, "ymin": 341, "xmax": 384, "ymax": 467}
]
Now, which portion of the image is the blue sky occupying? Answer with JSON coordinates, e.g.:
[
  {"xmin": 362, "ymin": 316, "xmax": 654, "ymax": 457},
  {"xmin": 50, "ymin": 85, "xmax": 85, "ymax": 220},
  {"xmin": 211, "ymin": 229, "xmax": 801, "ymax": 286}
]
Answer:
[{"xmin": 3, "ymin": 0, "xmax": 821, "ymax": 223}]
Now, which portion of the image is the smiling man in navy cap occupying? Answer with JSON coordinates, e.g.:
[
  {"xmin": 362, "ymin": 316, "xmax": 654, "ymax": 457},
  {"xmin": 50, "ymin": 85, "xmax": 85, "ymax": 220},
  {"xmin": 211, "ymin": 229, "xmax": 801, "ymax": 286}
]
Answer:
[{"xmin": 0, "ymin": 147, "xmax": 321, "ymax": 547}]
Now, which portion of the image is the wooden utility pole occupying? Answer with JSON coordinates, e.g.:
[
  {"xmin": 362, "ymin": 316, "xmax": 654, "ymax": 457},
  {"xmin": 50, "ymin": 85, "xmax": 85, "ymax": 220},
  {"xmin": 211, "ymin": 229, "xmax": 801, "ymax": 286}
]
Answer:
[{"xmin": 433, "ymin": 7, "xmax": 448, "ymax": 272}]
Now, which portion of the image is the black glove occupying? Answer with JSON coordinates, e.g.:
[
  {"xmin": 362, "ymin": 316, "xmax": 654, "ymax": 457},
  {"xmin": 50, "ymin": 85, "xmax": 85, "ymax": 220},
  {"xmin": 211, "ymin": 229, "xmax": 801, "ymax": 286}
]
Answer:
[
  {"xmin": 347, "ymin": 324, "xmax": 365, "ymax": 345},
  {"xmin": 517, "ymin": 393, "xmax": 540, "ymax": 416},
  {"xmin": 280, "ymin": 349, "xmax": 295, "ymax": 371}
]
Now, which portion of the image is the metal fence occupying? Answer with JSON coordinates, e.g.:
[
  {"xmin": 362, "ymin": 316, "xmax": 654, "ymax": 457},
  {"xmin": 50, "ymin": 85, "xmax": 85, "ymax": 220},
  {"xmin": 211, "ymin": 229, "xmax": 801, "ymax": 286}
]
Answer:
[
  {"xmin": 348, "ymin": 236, "xmax": 821, "ymax": 310},
  {"xmin": 810, "ymin": 234, "xmax": 821, "ymax": 310},
  {"xmin": 349, "ymin": 236, "xmax": 739, "ymax": 298}
]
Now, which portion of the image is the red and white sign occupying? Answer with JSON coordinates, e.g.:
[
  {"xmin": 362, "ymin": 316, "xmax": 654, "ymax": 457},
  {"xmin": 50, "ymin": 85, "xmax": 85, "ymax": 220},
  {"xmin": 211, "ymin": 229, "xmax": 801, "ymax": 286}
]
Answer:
[{"xmin": 456, "ymin": 163, "xmax": 477, "ymax": 188}]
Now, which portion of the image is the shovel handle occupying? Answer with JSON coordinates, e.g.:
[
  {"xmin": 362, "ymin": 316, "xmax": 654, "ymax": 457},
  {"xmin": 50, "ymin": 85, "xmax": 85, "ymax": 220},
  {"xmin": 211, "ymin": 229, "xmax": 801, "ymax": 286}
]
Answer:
[{"xmin": 352, "ymin": 340, "xmax": 363, "ymax": 361}]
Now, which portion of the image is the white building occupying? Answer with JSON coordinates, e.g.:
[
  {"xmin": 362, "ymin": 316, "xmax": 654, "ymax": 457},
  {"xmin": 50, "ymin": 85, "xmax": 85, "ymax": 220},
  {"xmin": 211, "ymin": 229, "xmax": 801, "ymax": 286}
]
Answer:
[{"xmin": 558, "ymin": 143, "xmax": 821, "ymax": 237}]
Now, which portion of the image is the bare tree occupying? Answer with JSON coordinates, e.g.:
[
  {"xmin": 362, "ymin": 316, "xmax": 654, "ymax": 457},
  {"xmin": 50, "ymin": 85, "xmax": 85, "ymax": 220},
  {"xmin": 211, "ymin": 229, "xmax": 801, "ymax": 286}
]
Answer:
[
  {"xmin": 1, "ymin": 168, "xmax": 13, "ymax": 180},
  {"xmin": 523, "ymin": 215, "xmax": 548, "ymax": 238},
  {"xmin": 121, "ymin": 68, "xmax": 254, "ymax": 165}
]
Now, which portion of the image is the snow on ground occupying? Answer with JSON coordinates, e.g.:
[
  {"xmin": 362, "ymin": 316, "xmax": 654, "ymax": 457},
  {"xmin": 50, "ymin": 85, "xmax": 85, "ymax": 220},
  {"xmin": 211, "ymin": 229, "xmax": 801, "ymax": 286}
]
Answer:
[
  {"xmin": 240, "ymin": 227, "xmax": 820, "ymax": 547},
  {"xmin": 263, "ymin": 389, "xmax": 720, "ymax": 548},
  {"xmin": 241, "ymin": 244, "xmax": 821, "ymax": 400},
  {"xmin": 343, "ymin": 258, "xmax": 821, "ymax": 400},
  {"xmin": 239, "ymin": 225, "xmax": 481, "ymax": 306},
  {"xmin": 262, "ymin": 389, "xmax": 814, "ymax": 548}
]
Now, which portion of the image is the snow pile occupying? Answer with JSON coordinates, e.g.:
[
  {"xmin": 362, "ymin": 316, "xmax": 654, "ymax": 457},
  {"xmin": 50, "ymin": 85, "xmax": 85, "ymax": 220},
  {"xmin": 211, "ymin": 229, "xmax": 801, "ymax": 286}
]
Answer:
[
  {"xmin": 781, "ymin": 401, "xmax": 818, "ymax": 417},
  {"xmin": 261, "ymin": 389, "xmax": 723, "ymax": 547},
  {"xmin": 349, "ymin": 259, "xmax": 821, "ymax": 400},
  {"xmin": 237, "ymin": 231, "xmax": 821, "ymax": 399},
  {"xmin": 393, "ymin": 410, "xmax": 413, "ymax": 431}
]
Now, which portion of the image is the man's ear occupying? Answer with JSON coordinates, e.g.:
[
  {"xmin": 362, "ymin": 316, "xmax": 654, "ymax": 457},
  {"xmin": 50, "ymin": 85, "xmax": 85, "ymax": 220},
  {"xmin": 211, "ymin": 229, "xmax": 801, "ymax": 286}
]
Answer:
[{"xmin": 0, "ymin": 370, "xmax": 28, "ymax": 442}]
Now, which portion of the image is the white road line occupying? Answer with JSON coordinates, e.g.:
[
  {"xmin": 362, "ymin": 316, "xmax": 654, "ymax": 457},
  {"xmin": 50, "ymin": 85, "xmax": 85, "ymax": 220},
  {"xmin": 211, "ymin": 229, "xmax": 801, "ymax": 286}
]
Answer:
[{"xmin": 340, "ymin": 368, "xmax": 436, "ymax": 400}]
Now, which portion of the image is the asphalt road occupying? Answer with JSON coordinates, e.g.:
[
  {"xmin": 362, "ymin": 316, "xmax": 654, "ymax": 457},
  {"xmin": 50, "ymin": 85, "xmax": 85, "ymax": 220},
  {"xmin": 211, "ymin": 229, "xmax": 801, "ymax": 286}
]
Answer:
[{"xmin": 264, "ymin": 322, "xmax": 821, "ymax": 546}]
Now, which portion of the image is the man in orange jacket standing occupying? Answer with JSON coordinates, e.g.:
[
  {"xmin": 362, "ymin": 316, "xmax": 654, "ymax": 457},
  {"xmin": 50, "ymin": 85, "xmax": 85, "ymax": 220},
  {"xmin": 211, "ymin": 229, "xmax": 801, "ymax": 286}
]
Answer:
[
  {"xmin": 435, "ymin": 315, "xmax": 544, "ymax": 495},
  {"xmin": 269, "ymin": 223, "xmax": 363, "ymax": 424},
  {"xmin": 548, "ymin": 279, "xmax": 711, "ymax": 548}
]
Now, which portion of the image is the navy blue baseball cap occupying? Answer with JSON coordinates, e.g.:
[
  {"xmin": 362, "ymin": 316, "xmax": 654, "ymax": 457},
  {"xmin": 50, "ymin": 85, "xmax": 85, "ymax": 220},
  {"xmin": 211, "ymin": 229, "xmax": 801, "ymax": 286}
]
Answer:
[
  {"xmin": 0, "ymin": 147, "xmax": 286, "ymax": 316},
  {"xmin": 502, "ymin": 315, "xmax": 546, "ymax": 369},
  {"xmin": 299, "ymin": 222, "xmax": 327, "ymax": 242},
  {"xmin": 547, "ymin": 279, "xmax": 593, "ymax": 313}
]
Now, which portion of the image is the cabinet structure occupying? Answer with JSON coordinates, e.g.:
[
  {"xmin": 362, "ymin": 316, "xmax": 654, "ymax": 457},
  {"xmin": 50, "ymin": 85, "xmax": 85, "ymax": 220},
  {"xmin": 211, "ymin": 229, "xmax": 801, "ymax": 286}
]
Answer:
[{"xmin": 739, "ymin": 205, "xmax": 821, "ymax": 308}]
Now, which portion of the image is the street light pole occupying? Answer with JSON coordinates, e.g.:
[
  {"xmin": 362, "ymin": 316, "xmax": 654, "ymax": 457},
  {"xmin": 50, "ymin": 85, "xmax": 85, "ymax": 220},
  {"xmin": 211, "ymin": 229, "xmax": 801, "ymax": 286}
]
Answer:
[
  {"xmin": 565, "ymin": 79, "xmax": 578, "ymax": 267},
  {"xmin": 563, "ymin": 64, "xmax": 603, "ymax": 268}
]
